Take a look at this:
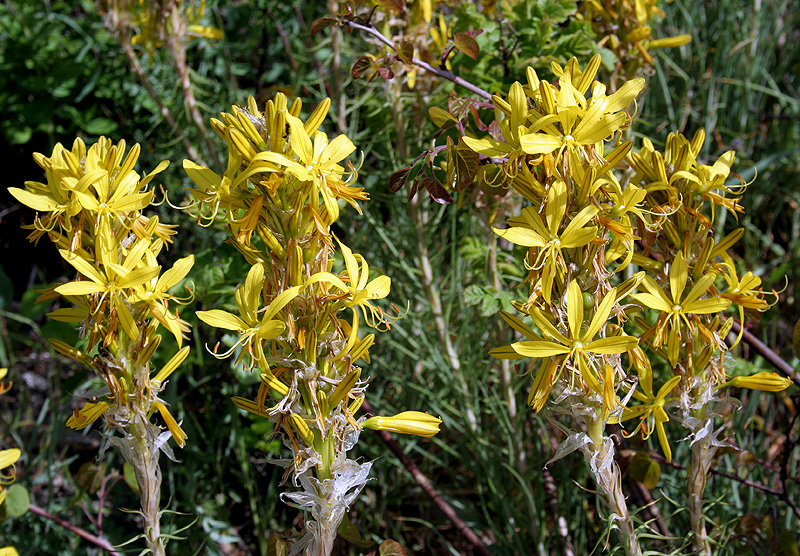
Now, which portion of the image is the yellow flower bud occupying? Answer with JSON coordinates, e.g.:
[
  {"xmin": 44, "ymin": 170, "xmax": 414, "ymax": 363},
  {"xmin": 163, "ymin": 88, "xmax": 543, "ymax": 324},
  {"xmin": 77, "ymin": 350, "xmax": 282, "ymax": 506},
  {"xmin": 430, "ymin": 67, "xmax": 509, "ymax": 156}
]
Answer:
[
  {"xmin": 361, "ymin": 411, "xmax": 442, "ymax": 437},
  {"xmin": 725, "ymin": 372, "xmax": 792, "ymax": 392}
]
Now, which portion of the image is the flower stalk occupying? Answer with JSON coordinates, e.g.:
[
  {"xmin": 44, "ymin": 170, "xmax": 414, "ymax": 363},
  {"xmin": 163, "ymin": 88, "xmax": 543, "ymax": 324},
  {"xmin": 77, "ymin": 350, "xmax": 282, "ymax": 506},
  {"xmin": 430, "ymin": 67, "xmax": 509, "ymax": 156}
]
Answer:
[
  {"xmin": 10, "ymin": 138, "xmax": 194, "ymax": 555},
  {"xmin": 185, "ymin": 92, "xmax": 441, "ymax": 554}
]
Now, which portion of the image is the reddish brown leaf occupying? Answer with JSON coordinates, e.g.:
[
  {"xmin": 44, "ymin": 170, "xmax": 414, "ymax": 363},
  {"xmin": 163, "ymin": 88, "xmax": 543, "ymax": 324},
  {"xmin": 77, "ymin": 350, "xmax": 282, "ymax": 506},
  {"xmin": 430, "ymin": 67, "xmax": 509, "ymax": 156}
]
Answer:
[
  {"xmin": 310, "ymin": 17, "xmax": 337, "ymax": 35},
  {"xmin": 389, "ymin": 167, "xmax": 411, "ymax": 193},
  {"xmin": 352, "ymin": 56, "xmax": 374, "ymax": 79},
  {"xmin": 377, "ymin": 65, "xmax": 395, "ymax": 80},
  {"xmin": 379, "ymin": 539, "xmax": 407, "ymax": 556},
  {"xmin": 462, "ymin": 29, "xmax": 484, "ymax": 38},
  {"xmin": 374, "ymin": 0, "xmax": 404, "ymax": 11},
  {"xmin": 469, "ymin": 105, "xmax": 488, "ymax": 131},
  {"xmin": 454, "ymin": 32, "xmax": 480, "ymax": 60},
  {"xmin": 448, "ymin": 92, "xmax": 472, "ymax": 121},
  {"xmin": 423, "ymin": 177, "xmax": 454, "ymax": 204}
]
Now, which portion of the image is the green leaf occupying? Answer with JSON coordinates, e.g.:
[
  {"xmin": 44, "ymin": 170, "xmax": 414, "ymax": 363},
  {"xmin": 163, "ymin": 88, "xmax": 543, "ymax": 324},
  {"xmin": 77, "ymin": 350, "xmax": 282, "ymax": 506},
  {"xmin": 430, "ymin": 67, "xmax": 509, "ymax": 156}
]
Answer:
[
  {"xmin": 380, "ymin": 539, "xmax": 407, "ymax": 556},
  {"xmin": 3, "ymin": 484, "xmax": 30, "ymax": 518},
  {"xmin": 396, "ymin": 40, "xmax": 414, "ymax": 64},
  {"xmin": 792, "ymin": 318, "xmax": 800, "ymax": 358},
  {"xmin": 123, "ymin": 462, "xmax": 140, "ymax": 495},
  {"xmin": 338, "ymin": 514, "xmax": 375, "ymax": 548},
  {"xmin": 454, "ymin": 32, "xmax": 480, "ymax": 59},
  {"xmin": 76, "ymin": 462, "xmax": 104, "ymax": 495},
  {"xmin": 266, "ymin": 533, "xmax": 288, "ymax": 556},
  {"xmin": 429, "ymin": 106, "xmax": 457, "ymax": 129},
  {"xmin": 454, "ymin": 137, "xmax": 479, "ymax": 191},
  {"xmin": 84, "ymin": 117, "xmax": 118, "ymax": 135},
  {"xmin": 628, "ymin": 451, "xmax": 661, "ymax": 489}
]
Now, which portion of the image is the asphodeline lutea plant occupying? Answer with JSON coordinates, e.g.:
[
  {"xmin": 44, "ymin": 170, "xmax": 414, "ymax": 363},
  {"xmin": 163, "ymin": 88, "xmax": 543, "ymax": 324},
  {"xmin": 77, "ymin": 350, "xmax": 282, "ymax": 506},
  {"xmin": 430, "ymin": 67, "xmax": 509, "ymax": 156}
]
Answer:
[
  {"xmin": 620, "ymin": 129, "xmax": 791, "ymax": 554},
  {"xmin": 9, "ymin": 139, "xmax": 194, "ymax": 556},
  {"xmin": 460, "ymin": 55, "xmax": 791, "ymax": 555},
  {"xmin": 1, "ymin": 368, "xmax": 21, "ymax": 556},
  {"xmin": 184, "ymin": 93, "xmax": 442, "ymax": 555}
]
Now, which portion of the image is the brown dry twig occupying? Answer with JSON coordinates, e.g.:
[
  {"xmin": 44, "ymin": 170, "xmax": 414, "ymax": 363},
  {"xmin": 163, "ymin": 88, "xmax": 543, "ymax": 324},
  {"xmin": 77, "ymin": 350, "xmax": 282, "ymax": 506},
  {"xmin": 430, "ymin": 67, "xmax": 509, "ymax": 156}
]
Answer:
[{"xmin": 29, "ymin": 503, "xmax": 122, "ymax": 555}]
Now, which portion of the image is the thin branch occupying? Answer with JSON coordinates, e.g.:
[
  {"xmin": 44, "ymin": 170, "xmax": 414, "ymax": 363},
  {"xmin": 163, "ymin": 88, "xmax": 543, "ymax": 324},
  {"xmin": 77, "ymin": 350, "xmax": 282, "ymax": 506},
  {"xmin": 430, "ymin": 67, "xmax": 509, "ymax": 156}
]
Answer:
[
  {"xmin": 343, "ymin": 20, "xmax": 493, "ymax": 100},
  {"xmin": 361, "ymin": 399, "xmax": 493, "ymax": 556},
  {"xmin": 29, "ymin": 503, "xmax": 122, "ymax": 556},
  {"xmin": 166, "ymin": 4, "xmax": 221, "ymax": 168},
  {"xmin": 117, "ymin": 38, "xmax": 203, "ymax": 164}
]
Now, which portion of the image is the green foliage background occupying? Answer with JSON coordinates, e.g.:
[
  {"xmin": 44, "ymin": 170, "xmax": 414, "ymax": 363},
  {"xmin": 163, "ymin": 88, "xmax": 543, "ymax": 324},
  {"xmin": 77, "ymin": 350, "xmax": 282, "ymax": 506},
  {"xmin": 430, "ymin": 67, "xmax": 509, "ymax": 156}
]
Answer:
[{"xmin": 1, "ymin": 1, "xmax": 798, "ymax": 554}]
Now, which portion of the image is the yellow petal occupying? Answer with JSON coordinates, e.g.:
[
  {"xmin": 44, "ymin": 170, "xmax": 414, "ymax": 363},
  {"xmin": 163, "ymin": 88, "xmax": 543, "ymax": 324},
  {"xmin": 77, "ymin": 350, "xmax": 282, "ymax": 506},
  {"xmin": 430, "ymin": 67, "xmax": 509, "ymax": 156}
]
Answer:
[
  {"xmin": 55, "ymin": 281, "xmax": 105, "ymax": 296},
  {"xmin": 512, "ymin": 340, "xmax": 570, "ymax": 357},
  {"xmin": 492, "ymin": 226, "xmax": 546, "ymax": 247},
  {"xmin": 155, "ymin": 255, "xmax": 195, "ymax": 293},
  {"xmin": 8, "ymin": 187, "xmax": 60, "ymax": 211},
  {"xmin": 519, "ymin": 133, "xmax": 563, "ymax": 155},
  {"xmin": 726, "ymin": 372, "xmax": 792, "ymax": 392},
  {"xmin": 152, "ymin": 346, "xmax": 190, "ymax": 385},
  {"xmin": 183, "ymin": 160, "xmax": 221, "ymax": 190},
  {"xmin": 196, "ymin": 309, "xmax": 248, "ymax": 331},
  {"xmin": 286, "ymin": 114, "xmax": 313, "ymax": 164},
  {"xmin": 0, "ymin": 448, "xmax": 21, "ymax": 470},
  {"xmin": 585, "ymin": 336, "xmax": 638, "ymax": 354},
  {"xmin": 566, "ymin": 281, "xmax": 583, "ymax": 339},
  {"xmin": 462, "ymin": 136, "xmax": 512, "ymax": 158},
  {"xmin": 66, "ymin": 401, "xmax": 109, "ymax": 430},
  {"xmin": 669, "ymin": 253, "xmax": 688, "ymax": 304},
  {"xmin": 361, "ymin": 411, "xmax": 442, "ymax": 437},
  {"xmin": 154, "ymin": 402, "xmax": 187, "ymax": 448}
]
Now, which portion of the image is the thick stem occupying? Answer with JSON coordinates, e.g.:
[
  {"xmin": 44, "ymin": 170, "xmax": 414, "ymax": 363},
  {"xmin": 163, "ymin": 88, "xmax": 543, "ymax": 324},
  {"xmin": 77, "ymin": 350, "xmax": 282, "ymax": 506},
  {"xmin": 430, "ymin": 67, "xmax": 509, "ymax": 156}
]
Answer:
[
  {"xmin": 687, "ymin": 412, "xmax": 714, "ymax": 556},
  {"xmin": 130, "ymin": 414, "xmax": 165, "ymax": 556},
  {"xmin": 585, "ymin": 418, "xmax": 642, "ymax": 556}
]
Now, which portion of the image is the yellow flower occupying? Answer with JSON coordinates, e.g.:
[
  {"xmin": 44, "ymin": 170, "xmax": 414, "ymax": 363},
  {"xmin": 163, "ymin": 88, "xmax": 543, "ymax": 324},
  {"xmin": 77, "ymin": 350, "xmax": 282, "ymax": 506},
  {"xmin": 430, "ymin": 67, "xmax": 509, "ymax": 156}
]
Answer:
[
  {"xmin": 361, "ymin": 411, "xmax": 442, "ymax": 437},
  {"xmin": 66, "ymin": 401, "xmax": 111, "ymax": 430},
  {"xmin": 197, "ymin": 263, "xmax": 301, "ymax": 367},
  {"xmin": 519, "ymin": 58, "xmax": 644, "ymax": 159},
  {"xmin": 462, "ymin": 81, "xmax": 535, "ymax": 177},
  {"xmin": 493, "ymin": 180, "xmax": 598, "ymax": 303},
  {"xmin": 55, "ymin": 248, "xmax": 161, "ymax": 342},
  {"xmin": 503, "ymin": 281, "xmax": 638, "ymax": 396},
  {"xmin": 632, "ymin": 252, "xmax": 731, "ymax": 366},
  {"xmin": 0, "ymin": 368, "xmax": 10, "ymax": 396},
  {"xmin": 132, "ymin": 254, "xmax": 196, "ymax": 347},
  {"xmin": 612, "ymin": 375, "xmax": 682, "ymax": 462},
  {"xmin": 257, "ymin": 112, "xmax": 365, "ymax": 223}
]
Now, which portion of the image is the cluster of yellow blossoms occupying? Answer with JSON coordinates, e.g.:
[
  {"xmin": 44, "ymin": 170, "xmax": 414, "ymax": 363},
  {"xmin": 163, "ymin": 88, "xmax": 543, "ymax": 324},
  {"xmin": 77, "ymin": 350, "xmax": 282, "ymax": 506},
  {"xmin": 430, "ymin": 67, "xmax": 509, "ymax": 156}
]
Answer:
[
  {"xmin": 10, "ymin": 138, "xmax": 193, "ymax": 556},
  {"xmin": 463, "ymin": 55, "xmax": 791, "ymax": 554},
  {"xmin": 185, "ymin": 93, "xmax": 441, "ymax": 555}
]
